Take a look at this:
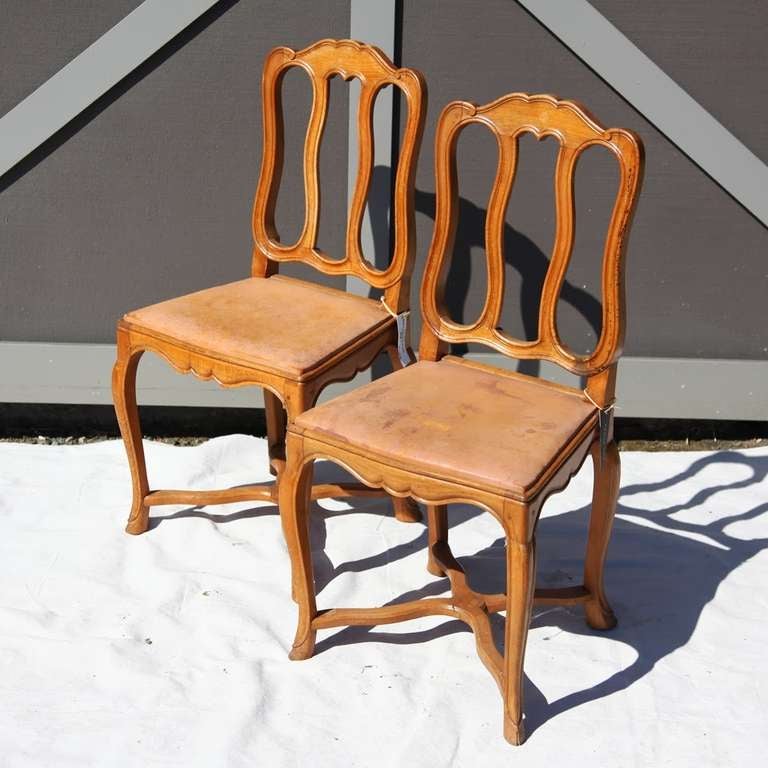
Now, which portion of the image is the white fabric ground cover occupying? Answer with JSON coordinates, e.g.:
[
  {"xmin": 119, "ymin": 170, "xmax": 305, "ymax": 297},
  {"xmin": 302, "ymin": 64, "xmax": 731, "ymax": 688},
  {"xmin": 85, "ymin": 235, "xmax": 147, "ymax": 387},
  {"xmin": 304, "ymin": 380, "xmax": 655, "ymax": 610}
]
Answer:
[{"xmin": 0, "ymin": 436, "xmax": 766, "ymax": 766}]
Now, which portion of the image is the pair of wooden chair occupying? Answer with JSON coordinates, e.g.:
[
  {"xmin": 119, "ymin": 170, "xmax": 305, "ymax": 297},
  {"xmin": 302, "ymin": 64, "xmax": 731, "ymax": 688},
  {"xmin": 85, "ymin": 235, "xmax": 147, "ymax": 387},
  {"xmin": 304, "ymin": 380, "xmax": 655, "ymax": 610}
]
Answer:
[{"xmin": 113, "ymin": 39, "xmax": 644, "ymax": 745}]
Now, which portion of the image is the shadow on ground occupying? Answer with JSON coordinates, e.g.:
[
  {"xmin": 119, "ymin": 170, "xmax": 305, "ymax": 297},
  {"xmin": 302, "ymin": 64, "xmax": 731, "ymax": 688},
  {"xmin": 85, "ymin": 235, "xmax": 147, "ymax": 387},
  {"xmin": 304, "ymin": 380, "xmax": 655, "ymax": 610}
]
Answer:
[
  {"xmin": 145, "ymin": 450, "xmax": 767, "ymax": 736},
  {"xmin": 305, "ymin": 451, "xmax": 768, "ymax": 738}
]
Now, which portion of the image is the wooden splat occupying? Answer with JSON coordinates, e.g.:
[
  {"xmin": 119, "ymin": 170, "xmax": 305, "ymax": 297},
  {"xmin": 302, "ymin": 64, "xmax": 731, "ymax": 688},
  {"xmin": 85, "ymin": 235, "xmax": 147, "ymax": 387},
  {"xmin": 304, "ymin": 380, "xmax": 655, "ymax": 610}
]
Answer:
[
  {"xmin": 252, "ymin": 39, "xmax": 426, "ymax": 312},
  {"xmin": 420, "ymin": 93, "xmax": 643, "ymax": 385}
]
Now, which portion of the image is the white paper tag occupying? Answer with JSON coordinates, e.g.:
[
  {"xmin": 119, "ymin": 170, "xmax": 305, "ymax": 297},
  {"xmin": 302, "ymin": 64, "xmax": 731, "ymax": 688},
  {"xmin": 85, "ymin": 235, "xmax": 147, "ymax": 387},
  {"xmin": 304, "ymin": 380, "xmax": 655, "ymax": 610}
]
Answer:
[{"xmin": 395, "ymin": 311, "xmax": 411, "ymax": 367}]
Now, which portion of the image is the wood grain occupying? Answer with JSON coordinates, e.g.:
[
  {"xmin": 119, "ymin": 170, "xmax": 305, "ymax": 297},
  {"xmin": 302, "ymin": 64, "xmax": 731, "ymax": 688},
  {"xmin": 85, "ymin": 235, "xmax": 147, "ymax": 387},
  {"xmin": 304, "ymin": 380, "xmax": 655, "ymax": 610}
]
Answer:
[
  {"xmin": 112, "ymin": 39, "xmax": 426, "ymax": 534},
  {"xmin": 252, "ymin": 38, "xmax": 427, "ymax": 314},
  {"xmin": 282, "ymin": 91, "xmax": 644, "ymax": 745},
  {"xmin": 420, "ymin": 93, "xmax": 644, "ymax": 388}
]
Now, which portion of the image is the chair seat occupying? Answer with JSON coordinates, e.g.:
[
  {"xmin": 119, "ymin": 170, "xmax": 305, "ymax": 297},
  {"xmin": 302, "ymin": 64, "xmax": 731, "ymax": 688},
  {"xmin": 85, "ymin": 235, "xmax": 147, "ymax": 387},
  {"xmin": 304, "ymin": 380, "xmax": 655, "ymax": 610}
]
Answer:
[
  {"xmin": 121, "ymin": 275, "xmax": 394, "ymax": 381},
  {"xmin": 293, "ymin": 358, "xmax": 598, "ymax": 500}
]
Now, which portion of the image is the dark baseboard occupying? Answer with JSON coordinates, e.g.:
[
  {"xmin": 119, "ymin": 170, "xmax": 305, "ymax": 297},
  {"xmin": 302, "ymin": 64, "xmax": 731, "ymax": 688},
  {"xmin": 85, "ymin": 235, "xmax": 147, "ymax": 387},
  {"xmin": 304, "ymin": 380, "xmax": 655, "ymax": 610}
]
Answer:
[
  {"xmin": 614, "ymin": 418, "xmax": 768, "ymax": 442},
  {"xmin": 1, "ymin": 403, "xmax": 766, "ymax": 442},
  {"xmin": 0, "ymin": 403, "xmax": 266, "ymax": 439}
]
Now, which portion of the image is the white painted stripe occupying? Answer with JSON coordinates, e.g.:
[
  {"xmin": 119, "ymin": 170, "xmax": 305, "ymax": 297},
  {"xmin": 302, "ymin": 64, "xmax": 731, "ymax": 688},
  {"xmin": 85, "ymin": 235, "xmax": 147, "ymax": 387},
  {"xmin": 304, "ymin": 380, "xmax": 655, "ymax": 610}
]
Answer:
[
  {"xmin": 0, "ymin": 0, "xmax": 221, "ymax": 178},
  {"xmin": 470, "ymin": 353, "xmax": 767, "ymax": 421},
  {"xmin": 0, "ymin": 342, "xmax": 367, "ymax": 409},
  {"xmin": 1, "ymin": 342, "xmax": 765, "ymax": 419},
  {"xmin": 517, "ymin": 0, "xmax": 768, "ymax": 228},
  {"xmin": 0, "ymin": 342, "xmax": 260, "ymax": 407}
]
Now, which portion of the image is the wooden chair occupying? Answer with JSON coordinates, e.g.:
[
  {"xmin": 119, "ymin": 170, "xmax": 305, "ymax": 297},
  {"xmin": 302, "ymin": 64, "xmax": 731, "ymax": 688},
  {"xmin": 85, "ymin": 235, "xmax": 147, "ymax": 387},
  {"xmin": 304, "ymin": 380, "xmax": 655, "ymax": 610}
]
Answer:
[
  {"xmin": 280, "ymin": 93, "xmax": 644, "ymax": 744},
  {"xmin": 112, "ymin": 39, "xmax": 426, "ymax": 534}
]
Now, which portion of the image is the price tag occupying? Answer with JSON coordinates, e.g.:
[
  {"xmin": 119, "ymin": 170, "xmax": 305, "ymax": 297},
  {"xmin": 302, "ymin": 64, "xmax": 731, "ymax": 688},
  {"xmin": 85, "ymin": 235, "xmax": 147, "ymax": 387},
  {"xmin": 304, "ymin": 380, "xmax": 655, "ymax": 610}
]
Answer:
[
  {"xmin": 395, "ymin": 311, "xmax": 411, "ymax": 367},
  {"xmin": 583, "ymin": 389, "xmax": 615, "ymax": 467},
  {"xmin": 381, "ymin": 298, "xmax": 412, "ymax": 368}
]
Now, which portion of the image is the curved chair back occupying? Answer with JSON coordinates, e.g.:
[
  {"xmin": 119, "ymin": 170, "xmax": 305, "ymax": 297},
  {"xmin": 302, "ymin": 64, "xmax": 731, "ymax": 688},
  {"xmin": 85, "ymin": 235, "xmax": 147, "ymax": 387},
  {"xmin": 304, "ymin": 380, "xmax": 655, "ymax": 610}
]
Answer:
[
  {"xmin": 419, "ymin": 93, "xmax": 644, "ymax": 397},
  {"xmin": 253, "ymin": 39, "xmax": 427, "ymax": 311}
]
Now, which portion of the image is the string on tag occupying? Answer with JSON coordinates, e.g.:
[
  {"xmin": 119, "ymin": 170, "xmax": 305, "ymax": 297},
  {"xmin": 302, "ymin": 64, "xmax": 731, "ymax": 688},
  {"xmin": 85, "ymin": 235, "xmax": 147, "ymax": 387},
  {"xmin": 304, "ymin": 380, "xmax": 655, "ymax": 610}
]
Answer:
[
  {"xmin": 381, "ymin": 298, "xmax": 412, "ymax": 368},
  {"xmin": 583, "ymin": 389, "xmax": 616, "ymax": 465}
]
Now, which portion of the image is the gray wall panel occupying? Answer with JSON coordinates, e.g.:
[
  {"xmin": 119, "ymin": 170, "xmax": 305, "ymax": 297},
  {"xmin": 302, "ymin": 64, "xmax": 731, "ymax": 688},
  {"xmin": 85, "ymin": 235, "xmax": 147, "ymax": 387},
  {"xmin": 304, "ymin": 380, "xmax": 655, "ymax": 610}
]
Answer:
[
  {"xmin": 590, "ymin": 0, "xmax": 768, "ymax": 164},
  {"xmin": 401, "ymin": 0, "xmax": 768, "ymax": 361},
  {"xmin": 0, "ymin": 0, "xmax": 142, "ymax": 116},
  {"xmin": 0, "ymin": 0, "xmax": 350, "ymax": 342},
  {"xmin": 2, "ymin": 0, "xmax": 766, "ymax": 366}
]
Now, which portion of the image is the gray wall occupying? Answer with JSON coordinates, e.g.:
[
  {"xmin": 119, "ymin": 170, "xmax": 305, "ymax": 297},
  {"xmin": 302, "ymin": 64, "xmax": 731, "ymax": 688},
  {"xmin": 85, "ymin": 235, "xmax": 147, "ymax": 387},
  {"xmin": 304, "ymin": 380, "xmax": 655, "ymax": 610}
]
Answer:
[
  {"xmin": 0, "ymin": 0, "xmax": 766, "ymax": 419},
  {"xmin": 0, "ymin": 0, "xmax": 141, "ymax": 117},
  {"xmin": 0, "ymin": 0, "xmax": 350, "ymax": 343},
  {"xmin": 400, "ymin": 0, "xmax": 768, "ymax": 360}
]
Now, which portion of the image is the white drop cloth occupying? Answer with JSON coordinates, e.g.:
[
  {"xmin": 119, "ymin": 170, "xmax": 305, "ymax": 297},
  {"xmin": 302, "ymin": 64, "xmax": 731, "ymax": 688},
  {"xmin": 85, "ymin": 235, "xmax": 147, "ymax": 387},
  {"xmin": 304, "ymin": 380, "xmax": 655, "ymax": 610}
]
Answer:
[{"xmin": 1, "ymin": 436, "xmax": 766, "ymax": 766}]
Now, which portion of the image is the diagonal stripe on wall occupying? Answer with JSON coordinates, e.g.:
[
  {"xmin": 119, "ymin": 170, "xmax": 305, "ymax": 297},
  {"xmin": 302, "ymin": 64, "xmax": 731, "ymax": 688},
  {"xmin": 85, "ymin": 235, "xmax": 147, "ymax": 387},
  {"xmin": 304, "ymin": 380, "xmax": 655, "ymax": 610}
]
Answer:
[
  {"xmin": 0, "ymin": 0, "xmax": 222, "ymax": 180},
  {"xmin": 4, "ymin": 0, "xmax": 765, "ymax": 231},
  {"xmin": 346, "ymin": 0, "xmax": 398, "ymax": 299},
  {"xmin": 518, "ymin": 0, "xmax": 768, "ymax": 228}
]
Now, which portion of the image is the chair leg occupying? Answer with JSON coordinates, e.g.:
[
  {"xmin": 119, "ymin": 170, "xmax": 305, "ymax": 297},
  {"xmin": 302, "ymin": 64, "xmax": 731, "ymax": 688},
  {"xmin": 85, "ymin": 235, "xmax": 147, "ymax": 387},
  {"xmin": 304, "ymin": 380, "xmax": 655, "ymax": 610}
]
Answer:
[
  {"xmin": 264, "ymin": 389, "xmax": 287, "ymax": 477},
  {"xmin": 280, "ymin": 436, "xmax": 317, "ymax": 658},
  {"xmin": 503, "ymin": 533, "xmax": 536, "ymax": 746},
  {"xmin": 426, "ymin": 504, "xmax": 448, "ymax": 576},
  {"xmin": 584, "ymin": 440, "xmax": 620, "ymax": 630},
  {"xmin": 112, "ymin": 340, "xmax": 149, "ymax": 535},
  {"xmin": 392, "ymin": 496, "xmax": 422, "ymax": 523},
  {"xmin": 384, "ymin": 345, "xmax": 422, "ymax": 524}
]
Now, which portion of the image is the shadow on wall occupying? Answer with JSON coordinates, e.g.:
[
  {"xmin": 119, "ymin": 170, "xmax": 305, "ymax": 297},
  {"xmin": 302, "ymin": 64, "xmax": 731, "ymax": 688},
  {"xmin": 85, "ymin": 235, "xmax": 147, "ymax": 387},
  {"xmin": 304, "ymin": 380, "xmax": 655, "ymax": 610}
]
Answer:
[{"xmin": 367, "ymin": 165, "xmax": 603, "ymax": 375}]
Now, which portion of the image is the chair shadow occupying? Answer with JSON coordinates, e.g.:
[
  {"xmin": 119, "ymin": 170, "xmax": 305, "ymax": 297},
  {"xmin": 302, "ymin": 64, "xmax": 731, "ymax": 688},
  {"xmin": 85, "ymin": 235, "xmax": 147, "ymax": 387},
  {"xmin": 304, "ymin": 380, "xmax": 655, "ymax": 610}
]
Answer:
[
  {"xmin": 147, "ymin": 495, "xmax": 278, "ymax": 529},
  {"xmin": 414, "ymin": 186, "xmax": 603, "ymax": 372},
  {"xmin": 311, "ymin": 450, "xmax": 768, "ymax": 738},
  {"xmin": 142, "ymin": 422, "xmax": 766, "ymax": 737},
  {"xmin": 367, "ymin": 166, "xmax": 603, "ymax": 375},
  {"xmin": 145, "ymin": 461, "xmax": 481, "ymax": 598}
]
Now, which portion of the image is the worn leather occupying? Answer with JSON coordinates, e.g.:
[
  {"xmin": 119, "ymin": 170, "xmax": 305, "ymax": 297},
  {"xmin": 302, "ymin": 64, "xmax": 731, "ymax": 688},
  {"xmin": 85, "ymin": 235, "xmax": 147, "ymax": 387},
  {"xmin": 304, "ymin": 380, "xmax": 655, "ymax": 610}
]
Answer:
[
  {"xmin": 293, "ymin": 358, "xmax": 597, "ymax": 499},
  {"xmin": 122, "ymin": 275, "xmax": 393, "ymax": 381}
]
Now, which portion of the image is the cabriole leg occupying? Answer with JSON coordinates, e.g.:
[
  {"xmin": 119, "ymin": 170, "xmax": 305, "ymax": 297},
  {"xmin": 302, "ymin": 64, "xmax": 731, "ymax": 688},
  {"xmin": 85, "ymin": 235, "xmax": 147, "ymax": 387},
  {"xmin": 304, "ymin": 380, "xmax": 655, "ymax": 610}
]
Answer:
[
  {"xmin": 392, "ymin": 495, "xmax": 422, "ymax": 523},
  {"xmin": 503, "ymin": 527, "xmax": 536, "ymax": 745},
  {"xmin": 264, "ymin": 389, "xmax": 287, "ymax": 477},
  {"xmin": 584, "ymin": 440, "xmax": 620, "ymax": 630},
  {"xmin": 112, "ymin": 332, "xmax": 149, "ymax": 535},
  {"xmin": 280, "ymin": 434, "xmax": 317, "ymax": 658}
]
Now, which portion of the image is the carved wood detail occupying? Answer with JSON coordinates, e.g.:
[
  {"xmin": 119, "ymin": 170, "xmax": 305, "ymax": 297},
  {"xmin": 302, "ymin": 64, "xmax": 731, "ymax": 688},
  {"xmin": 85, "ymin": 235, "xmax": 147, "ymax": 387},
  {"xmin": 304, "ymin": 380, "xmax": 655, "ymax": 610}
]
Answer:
[
  {"xmin": 420, "ymin": 92, "xmax": 644, "ymax": 380},
  {"xmin": 282, "ymin": 92, "xmax": 644, "ymax": 745},
  {"xmin": 252, "ymin": 38, "xmax": 427, "ymax": 312},
  {"xmin": 112, "ymin": 40, "xmax": 427, "ymax": 535}
]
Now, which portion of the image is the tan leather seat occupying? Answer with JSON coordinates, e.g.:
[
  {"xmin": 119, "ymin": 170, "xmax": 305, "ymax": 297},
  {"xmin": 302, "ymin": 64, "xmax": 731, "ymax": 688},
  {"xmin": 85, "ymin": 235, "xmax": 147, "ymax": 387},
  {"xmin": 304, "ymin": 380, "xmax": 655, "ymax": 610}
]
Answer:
[
  {"xmin": 293, "ymin": 357, "xmax": 597, "ymax": 500},
  {"xmin": 122, "ymin": 275, "xmax": 393, "ymax": 381}
]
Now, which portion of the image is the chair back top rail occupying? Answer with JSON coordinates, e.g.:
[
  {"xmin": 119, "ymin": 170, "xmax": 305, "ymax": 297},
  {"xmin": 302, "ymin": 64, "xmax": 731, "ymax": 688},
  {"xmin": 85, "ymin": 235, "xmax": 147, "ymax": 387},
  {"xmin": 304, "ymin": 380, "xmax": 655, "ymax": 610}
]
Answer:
[
  {"xmin": 252, "ymin": 39, "xmax": 426, "ymax": 307},
  {"xmin": 419, "ymin": 93, "xmax": 644, "ymax": 379}
]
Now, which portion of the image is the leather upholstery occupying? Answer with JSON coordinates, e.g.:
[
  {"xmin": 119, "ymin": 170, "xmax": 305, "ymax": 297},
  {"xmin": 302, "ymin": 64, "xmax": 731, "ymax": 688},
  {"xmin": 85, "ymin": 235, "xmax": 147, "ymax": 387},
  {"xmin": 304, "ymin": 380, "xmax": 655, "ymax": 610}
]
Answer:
[
  {"xmin": 292, "ymin": 357, "xmax": 597, "ymax": 499},
  {"xmin": 122, "ymin": 275, "xmax": 393, "ymax": 381}
]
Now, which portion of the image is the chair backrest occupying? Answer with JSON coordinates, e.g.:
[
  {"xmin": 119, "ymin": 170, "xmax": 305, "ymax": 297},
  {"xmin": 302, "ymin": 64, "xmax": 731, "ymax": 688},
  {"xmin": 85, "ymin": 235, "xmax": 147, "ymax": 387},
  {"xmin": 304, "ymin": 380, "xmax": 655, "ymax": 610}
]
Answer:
[
  {"xmin": 419, "ymin": 93, "xmax": 644, "ymax": 399},
  {"xmin": 252, "ymin": 39, "xmax": 427, "ymax": 310}
]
